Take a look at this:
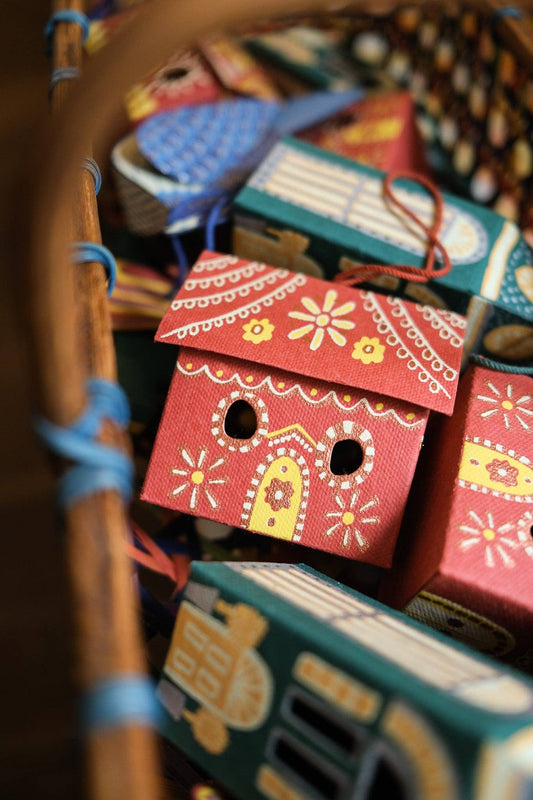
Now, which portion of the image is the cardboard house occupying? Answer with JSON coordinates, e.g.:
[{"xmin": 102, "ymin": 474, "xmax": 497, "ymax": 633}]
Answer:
[
  {"xmin": 381, "ymin": 362, "xmax": 533, "ymax": 670},
  {"xmin": 297, "ymin": 90, "xmax": 430, "ymax": 175},
  {"xmin": 157, "ymin": 560, "xmax": 533, "ymax": 800},
  {"xmin": 142, "ymin": 251, "xmax": 466, "ymax": 567}
]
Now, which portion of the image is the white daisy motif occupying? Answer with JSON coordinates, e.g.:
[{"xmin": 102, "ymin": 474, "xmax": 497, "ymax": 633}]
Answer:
[
  {"xmin": 458, "ymin": 509, "xmax": 529, "ymax": 569},
  {"xmin": 476, "ymin": 380, "xmax": 533, "ymax": 432},
  {"xmin": 288, "ymin": 289, "xmax": 355, "ymax": 351},
  {"xmin": 171, "ymin": 447, "xmax": 228, "ymax": 511},
  {"xmin": 324, "ymin": 491, "xmax": 379, "ymax": 551}
]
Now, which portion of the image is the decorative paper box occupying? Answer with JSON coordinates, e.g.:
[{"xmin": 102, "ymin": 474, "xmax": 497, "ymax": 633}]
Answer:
[
  {"xmin": 297, "ymin": 90, "xmax": 430, "ymax": 175},
  {"xmin": 199, "ymin": 33, "xmax": 281, "ymax": 101},
  {"xmin": 142, "ymin": 251, "xmax": 465, "ymax": 567},
  {"xmin": 244, "ymin": 25, "xmax": 357, "ymax": 90},
  {"xmin": 124, "ymin": 49, "xmax": 222, "ymax": 125},
  {"xmin": 233, "ymin": 137, "xmax": 533, "ymax": 365},
  {"xmin": 157, "ymin": 560, "xmax": 533, "ymax": 800},
  {"xmin": 380, "ymin": 363, "xmax": 533, "ymax": 671}
]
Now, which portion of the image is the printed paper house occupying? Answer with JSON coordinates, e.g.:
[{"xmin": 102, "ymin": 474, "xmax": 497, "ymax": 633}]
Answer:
[
  {"xmin": 297, "ymin": 90, "xmax": 430, "ymax": 175},
  {"xmin": 200, "ymin": 33, "xmax": 281, "ymax": 100},
  {"xmin": 233, "ymin": 137, "xmax": 533, "ymax": 365},
  {"xmin": 124, "ymin": 48, "xmax": 222, "ymax": 125},
  {"xmin": 142, "ymin": 251, "xmax": 465, "ymax": 567},
  {"xmin": 381, "ymin": 363, "xmax": 533, "ymax": 670},
  {"xmin": 157, "ymin": 560, "xmax": 533, "ymax": 800}
]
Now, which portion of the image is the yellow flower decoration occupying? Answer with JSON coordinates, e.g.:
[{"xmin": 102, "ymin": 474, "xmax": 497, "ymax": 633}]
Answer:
[
  {"xmin": 352, "ymin": 336, "xmax": 385, "ymax": 365},
  {"xmin": 242, "ymin": 318, "xmax": 275, "ymax": 344},
  {"xmin": 288, "ymin": 289, "xmax": 355, "ymax": 351}
]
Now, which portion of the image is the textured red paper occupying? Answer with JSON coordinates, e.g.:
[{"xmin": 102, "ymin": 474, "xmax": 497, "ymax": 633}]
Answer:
[
  {"xmin": 156, "ymin": 251, "xmax": 466, "ymax": 415},
  {"xmin": 382, "ymin": 364, "xmax": 533, "ymax": 665},
  {"xmin": 142, "ymin": 348, "xmax": 429, "ymax": 566},
  {"xmin": 126, "ymin": 49, "xmax": 221, "ymax": 124},
  {"xmin": 143, "ymin": 251, "xmax": 466, "ymax": 566},
  {"xmin": 200, "ymin": 33, "xmax": 281, "ymax": 100},
  {"xmin": 297, "ymin": 91, "xmax": 430, "ymax": 175}
]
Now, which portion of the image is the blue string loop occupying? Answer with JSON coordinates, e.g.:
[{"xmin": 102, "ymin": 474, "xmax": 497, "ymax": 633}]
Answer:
[
  {"xmin": 34, "ymin": 379, "xmax": 133, "ymax": 509},
  {"xmin": 492, "ymin": 6, "xmax": 523, "ymax": 20},
  {"xmin": 470, "ymin": 354, "xmax": 533, "ymax": 376},
  {"xmin": 49, "ymin": 66, "xmax": 80, "ymax": 96},
  {"xmin": 87, "ymin": 378, "xmax": 130, "ymax": 428},
  {"xmin": 81, "ymin": 675, "xmax": 162, "ymax": 732},
  {"xmin": 73, "ymin": 242, "xmax": 117, "ymax": 295},
  {"xmin": 44, "ymin": 10, "xmax": 90, "ymax": 45},
  {"xmin": 82, "ymin": 157, "xmax": 102, "ymax": 195},
  {"xmin": 168, "ymin": 233, "xmax": 190, "ymax": 295},
  {"xmin": 205, "ymin": 197, "xmax": 228, "ymax": 251}
]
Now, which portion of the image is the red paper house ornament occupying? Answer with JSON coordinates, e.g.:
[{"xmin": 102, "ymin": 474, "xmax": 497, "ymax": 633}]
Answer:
[
  {"xmin": 297, "ymin": 90, "xmax": 430, "ymax": 175},
  {"xmin": 142, "ymin": 251, "xmax": 466, "ymax": 567},
  {"xmin": 381, "ymin": 362, "xmax": 533, "ymax": 668}
]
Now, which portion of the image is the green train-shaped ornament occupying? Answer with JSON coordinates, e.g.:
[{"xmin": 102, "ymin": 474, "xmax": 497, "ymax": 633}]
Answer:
[{"xmin": 158, "ymin": 561, "xmax": 533, "ymax": 800}]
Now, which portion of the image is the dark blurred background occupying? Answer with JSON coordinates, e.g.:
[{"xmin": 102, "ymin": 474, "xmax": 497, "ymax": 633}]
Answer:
[{"xmin": 0, "ymin": 2, "xmax": 80, "ymax": 798}]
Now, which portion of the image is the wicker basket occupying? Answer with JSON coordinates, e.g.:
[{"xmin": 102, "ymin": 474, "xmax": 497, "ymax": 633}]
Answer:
[{"xmin": 28, "ymin": 1, "xmax": 533, "ymax": 798}]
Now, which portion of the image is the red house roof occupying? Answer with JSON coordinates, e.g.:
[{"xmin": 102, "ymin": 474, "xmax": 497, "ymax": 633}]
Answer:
[{"xmin": 156, "ymin": 251, "xmax": 466, "ymax": 415}]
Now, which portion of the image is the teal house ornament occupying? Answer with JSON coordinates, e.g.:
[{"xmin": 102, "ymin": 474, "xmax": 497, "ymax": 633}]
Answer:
[{"xmin": 158, "ymin": 561, "xmax": 533, "ymax": 800}]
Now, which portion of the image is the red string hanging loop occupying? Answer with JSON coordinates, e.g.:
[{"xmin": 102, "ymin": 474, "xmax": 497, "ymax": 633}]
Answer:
[
  {"xmin": 335, "ymin": 170, "xmax": 452, "ymax": 288},
  {"xmin": 127, "ymin": 522, "xmax": 190, "ymax": 598}
]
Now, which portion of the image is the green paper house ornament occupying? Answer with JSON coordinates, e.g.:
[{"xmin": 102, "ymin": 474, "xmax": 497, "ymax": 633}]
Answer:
[
  {"xmin": 158, "ymin": 561, "xmax": 533, "ymax": 800},
  {"xmin": 233, "ymin": 137, "xmax": 533, "ymax": 365}
]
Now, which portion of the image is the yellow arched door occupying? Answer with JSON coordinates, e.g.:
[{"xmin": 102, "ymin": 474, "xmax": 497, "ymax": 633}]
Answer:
[{"xmin": 248, "ymin": 456, "xmax": 304, "ymax": 541}]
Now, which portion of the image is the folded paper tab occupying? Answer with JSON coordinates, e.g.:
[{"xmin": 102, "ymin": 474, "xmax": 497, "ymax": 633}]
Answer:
[{"xmin": 142, "ymin": 251, "xmax": 466, "ymax": 566}]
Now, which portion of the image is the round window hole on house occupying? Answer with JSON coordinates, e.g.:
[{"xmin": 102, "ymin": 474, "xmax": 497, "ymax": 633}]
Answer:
[
  {"xmin": 224, "ymin": 399, "xmax": 258, "ymax": 440},
  {"xmin": 329, "ymin": 439, "xmax": 364, "ymax": 476},
  {"xmin": 163, "ymin": 67, "xmax": 189, "ymax": 82}
]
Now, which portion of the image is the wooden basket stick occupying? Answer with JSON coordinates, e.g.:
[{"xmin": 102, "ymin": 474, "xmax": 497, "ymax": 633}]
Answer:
[{"xmin": 42, "ymin": 2, "xmax": 163, "ymax": 799}]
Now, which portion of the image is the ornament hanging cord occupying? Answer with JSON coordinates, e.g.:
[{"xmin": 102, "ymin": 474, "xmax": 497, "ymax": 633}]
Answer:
[{"xmin": 335, "ymin": 170, "xmax": 452, "ymax": 288}]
